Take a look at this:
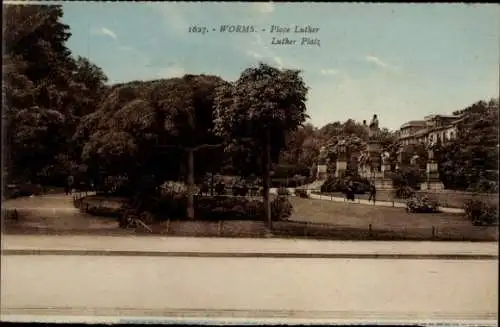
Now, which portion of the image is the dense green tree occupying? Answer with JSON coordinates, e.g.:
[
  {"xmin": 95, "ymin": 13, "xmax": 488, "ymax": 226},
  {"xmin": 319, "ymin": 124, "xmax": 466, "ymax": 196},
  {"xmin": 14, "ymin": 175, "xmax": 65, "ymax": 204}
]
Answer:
[
  {"xmin": 440, "ymin": 99, "xmax": 499, "ymax": 191},
  {"xmin": 77, "ymin": 75, "xmax": 228, "ymax": 218},
  {"xmin": 3, "ymin": 5, "xmax": 108, "ymax": 184},
  {"xmin": 214, "ymin": 63, "xmax": 308, "ymax": 227}
]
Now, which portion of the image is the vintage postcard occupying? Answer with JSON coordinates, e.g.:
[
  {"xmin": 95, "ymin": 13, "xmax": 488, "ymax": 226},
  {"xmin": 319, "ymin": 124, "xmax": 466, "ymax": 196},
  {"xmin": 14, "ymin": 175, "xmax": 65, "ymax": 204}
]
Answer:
[{"xmin": 1, "ymin": 1, "xmax": 498, "ymax": 325}]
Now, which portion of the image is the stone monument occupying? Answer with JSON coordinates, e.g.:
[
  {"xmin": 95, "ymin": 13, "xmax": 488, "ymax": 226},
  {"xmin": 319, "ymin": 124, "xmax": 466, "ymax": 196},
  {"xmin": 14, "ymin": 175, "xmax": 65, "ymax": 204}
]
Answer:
[
  {"xmin": 316, "ymin": 146, "xmax": 329, "ymax": 180},
  {"xmin": 395, "ymin": 146, "xmax": 404, "ymax": 170},
  {"xmin": 420, "ymin": 142, "xmax": 444, "ymax": 191},
  {"xmin": 364, "ymin": 114, "xmax": 394, "ymax": 190},
  {"xmin": 377, "ymin": 150, "xmax": 394, "ymax": 189},
  {"xmin": 334, "ymin": 140, "xmax": 348, "ymax": 178}
]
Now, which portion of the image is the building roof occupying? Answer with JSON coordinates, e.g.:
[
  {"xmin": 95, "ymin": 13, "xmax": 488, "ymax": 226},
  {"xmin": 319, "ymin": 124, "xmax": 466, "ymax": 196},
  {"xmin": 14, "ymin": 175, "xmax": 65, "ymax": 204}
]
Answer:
[
  {"xmin": 400, "ymin": 120, "xmax": 426, "ymax": 129},
  {"xmin": 424, "ymin": 114, "xmax": 461, "ymax": 121}
]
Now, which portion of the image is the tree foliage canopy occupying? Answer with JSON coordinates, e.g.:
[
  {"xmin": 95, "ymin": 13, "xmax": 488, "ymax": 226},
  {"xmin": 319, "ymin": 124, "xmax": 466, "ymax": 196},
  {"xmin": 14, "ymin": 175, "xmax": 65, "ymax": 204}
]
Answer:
[{"xmin": 3, "ymin": 5, "xmax": 108, "ymax": 183}]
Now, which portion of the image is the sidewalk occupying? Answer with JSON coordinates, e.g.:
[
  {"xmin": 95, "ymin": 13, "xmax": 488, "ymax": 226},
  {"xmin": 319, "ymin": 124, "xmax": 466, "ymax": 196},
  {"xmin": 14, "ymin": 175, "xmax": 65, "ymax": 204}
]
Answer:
[{"xmin": 2, "ymin": 235, "xmax": 498, "ymax": 258}]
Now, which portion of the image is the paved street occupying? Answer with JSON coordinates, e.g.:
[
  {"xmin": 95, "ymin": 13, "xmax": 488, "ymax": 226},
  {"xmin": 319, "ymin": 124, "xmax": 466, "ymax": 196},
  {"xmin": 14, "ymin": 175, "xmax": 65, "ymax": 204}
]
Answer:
[
  {"xmin": 1, "ymin": 253, "xmax": 497, "ymax": 323},
  {"xmin": 1, "ymin": 235, "xmax": 498, "ymax": 323}
]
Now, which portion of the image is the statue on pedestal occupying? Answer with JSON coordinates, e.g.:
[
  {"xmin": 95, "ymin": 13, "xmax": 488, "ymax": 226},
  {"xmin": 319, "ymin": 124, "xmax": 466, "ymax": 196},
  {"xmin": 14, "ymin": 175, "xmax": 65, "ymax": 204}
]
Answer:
[
  {"xmin": 396, "ymin": 146, "xmax": 404, "ymax": 163},
  {"xmin": 381, "ymin": 151, "xmax": 391, "ymax": 165},
  {"xmin": 368, "ymin": 114, "xmax": 379, "ymax": 139},
  {"xmin": 427, "ymin": 139, "xmax": 440, "ymax": 161},
  {"xmin": 410, "ymin": 154, "xmax": 419, "ymax": 165},
  {"xmin": 318, "ymin": 145, "xmax": 328, "ymax": 164},
  {"xmin": 336, "ymin": 139, "xmax": 347, "ymax": 160}
]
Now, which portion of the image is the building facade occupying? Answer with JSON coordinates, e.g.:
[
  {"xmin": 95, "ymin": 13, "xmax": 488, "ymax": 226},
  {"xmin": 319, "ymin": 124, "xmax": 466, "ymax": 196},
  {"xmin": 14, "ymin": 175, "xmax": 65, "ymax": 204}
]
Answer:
[{"xmin": 398, "ymin": 114, "xmax": 463, "ymax": 146}]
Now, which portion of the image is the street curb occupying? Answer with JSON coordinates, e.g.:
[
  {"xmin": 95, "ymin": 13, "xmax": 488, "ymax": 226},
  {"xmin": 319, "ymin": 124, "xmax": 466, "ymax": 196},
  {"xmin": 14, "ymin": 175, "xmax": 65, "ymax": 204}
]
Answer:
[{"xmin": 2, "ymin": 249, "xmax": 498, "ymax": 260}]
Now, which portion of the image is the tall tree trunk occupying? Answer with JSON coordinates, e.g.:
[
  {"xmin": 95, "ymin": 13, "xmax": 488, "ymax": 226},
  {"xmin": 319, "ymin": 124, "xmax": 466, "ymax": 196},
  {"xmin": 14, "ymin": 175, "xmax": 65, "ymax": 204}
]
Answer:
[
  {"xmin": 210, "ymin": 172, "xmax": 214, "ymax": 196},
  {"xmin": 263, "ymin": 129, "xmax": 272, "ymax": 230},
  {"xmin": 187, "ymin": 148, "xmax": 195, "ymax": 220}
]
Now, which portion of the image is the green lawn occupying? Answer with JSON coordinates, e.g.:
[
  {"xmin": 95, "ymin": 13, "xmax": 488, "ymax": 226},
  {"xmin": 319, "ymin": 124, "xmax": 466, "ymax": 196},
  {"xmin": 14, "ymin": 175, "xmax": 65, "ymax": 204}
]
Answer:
[{"xmin": 287, "ymin": 196, "xmax": 498, "ymax": 240}]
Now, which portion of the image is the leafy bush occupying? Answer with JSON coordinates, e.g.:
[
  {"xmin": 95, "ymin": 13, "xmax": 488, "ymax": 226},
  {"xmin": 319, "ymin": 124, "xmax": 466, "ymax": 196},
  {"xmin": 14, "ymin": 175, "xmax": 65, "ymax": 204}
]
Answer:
[
  {"xmin": 277, "ymin": 187, "xmax": 291, "ymax": 196},
  {"xmin": 320, "ymin": 176, "xmax": 370, "ymax": 194},
  {"xmin": 295, "ymin": 188, "xmax": 309, "ymax": 198},
  {"xmin": 320, "ymin": 177, "xmax": 346, "ymax": 193},
  {"xmin": 464, "ymin": 199, "xmax": 498, "ymax": 226},
  {"xmin": 214, "ymin": 182, "xmax": 225, "ymax": 195},
  {"xmin": 270, "ymin": 196, "xmax": 293, "ymax": 220},
  {"xmin": 391, "ymin": 166, "xmax": 425, "ymax": 189},
  {"xmin": 406, "ymin": 195, "xmax": 440, "ymax": 213},
  {"xmin": 199, "ymin": 183, "xmax": 210, "ymax": 195},
  {"xmin": 86, "ymin": 205, "xmax": 124, "ymax": 218},
  {"xmin": 232, "ymin": 184, "xmax": 249, "ymax": 196},
  {"xmin": 466, "ymin": 179, "xmax": 499, "ymax": 194},
  {"xmin": 394, "ymin": 186, "xmax": 416, "ymax": 199},
  {"xmin": 130, "ymin": 193, "xmax": 294, "ymax": 222}
]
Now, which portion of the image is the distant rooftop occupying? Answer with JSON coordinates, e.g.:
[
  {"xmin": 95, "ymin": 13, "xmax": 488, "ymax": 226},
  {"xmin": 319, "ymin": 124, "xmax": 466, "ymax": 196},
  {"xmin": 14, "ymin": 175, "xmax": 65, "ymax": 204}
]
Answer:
[
  {"xmin": 400, "ymin": 120, "xmax": 426, "ymax": 129},
  {"xmin": 424, "ymin": 114, "xmax": 461, "ymax": 121}
]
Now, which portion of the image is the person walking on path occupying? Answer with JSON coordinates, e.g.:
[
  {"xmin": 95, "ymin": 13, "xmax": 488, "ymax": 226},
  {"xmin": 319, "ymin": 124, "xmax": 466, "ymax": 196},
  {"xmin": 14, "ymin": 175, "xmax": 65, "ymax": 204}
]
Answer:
[
  {"xmin": 368, "ymin": 183, "xmax": 377, "ymax": 204},
  {"xmin": 66, "ymin": 175, "xmax": 74, "ymax": 195},
  {"xmin": 346, "ymin": 181, "xmax": 355, "ymax": 202}
]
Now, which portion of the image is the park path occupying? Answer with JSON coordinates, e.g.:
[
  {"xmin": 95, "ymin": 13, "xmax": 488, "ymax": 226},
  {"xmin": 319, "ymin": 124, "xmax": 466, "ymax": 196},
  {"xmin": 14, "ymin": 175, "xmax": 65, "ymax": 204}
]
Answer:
[{"xmin": 3, "ymin": 192, "xmax": 118, "ymax": 231}]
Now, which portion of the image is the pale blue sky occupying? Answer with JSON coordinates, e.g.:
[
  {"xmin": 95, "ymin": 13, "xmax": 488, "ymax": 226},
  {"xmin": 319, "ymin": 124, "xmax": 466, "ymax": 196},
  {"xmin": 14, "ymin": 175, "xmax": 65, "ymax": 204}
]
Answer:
[{"xmin": 60, "ymin": 2, "xmax": 499, "ymax": 130}]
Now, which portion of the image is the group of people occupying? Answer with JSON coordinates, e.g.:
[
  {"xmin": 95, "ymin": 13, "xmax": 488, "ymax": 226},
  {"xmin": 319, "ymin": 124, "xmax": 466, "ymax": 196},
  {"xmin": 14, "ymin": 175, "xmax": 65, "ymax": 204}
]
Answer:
[{"xmin": 344, "ymin": 181, "xmax": 377, "ymax": 204}]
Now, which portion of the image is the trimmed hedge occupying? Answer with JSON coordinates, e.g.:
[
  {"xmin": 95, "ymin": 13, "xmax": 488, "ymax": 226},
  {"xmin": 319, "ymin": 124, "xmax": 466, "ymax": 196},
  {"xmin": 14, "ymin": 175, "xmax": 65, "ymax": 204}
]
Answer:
[
  {"xmin": 82, "ymin": 194, "xmax": 293, "ymax": 223},
  {"xmin": 320, "ymin": 176, "xmax": 371, "ymax": 194},
  {"xmin": 295, "ymin": 189, "xmax": 309, "ymax": 198}
]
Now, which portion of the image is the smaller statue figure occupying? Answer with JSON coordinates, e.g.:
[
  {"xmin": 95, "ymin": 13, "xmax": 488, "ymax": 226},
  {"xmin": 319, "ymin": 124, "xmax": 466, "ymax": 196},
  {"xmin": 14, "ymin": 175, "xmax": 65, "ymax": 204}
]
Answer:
[
  {"xmin": 336, "ymin": 139, "xmax": 347, "ymax": 155},
  {"xmin": 427, "ymin": 138, "xmax": 439, "ymax": 161},
  {"xmin": 396, "ymin": 146, "xmax": 404, "ymax": 162},
  {"xmin": 381, "ymin": 151, "xmax": 391, "ymax": 165},
  {"xmin": 410, "ymin": 154, "xmax": 419, "ymax": 165}
]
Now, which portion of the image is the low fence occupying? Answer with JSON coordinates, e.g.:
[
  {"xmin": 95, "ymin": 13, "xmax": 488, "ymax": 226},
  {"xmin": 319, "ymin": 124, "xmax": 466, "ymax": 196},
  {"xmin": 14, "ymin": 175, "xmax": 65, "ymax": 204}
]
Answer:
[{"xmin": 129, "ymin": 219, "xmax": 497, "ymax": 242}]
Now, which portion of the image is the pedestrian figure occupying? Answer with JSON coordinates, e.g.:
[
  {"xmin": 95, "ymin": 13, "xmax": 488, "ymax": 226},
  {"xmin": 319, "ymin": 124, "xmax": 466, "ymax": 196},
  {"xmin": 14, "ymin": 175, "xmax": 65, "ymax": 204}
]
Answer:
[
  {"xmin": 368, "ymin": 184, "xmax": 377, "ymax": 204},
  {"xmin": 346, "ymin": 182, "xmax": 355, "ymax": 202},
  {"xmin": 67, "ymin": 175, "xmax": 74, "ymax": 195}
]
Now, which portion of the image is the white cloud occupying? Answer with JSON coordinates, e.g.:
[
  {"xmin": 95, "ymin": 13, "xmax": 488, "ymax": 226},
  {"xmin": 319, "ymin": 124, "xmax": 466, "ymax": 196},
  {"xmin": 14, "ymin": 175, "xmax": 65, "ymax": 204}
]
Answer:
[
  {"xmin": 365, "ymin": 55, "xmax": 388, "ymax": 68},
  {"xmin": 244, "ymin": 33, "xmax": 296, "ymax": 70},
  {"xmin": 365, "ymin": 55, "xmax": 401, "ymax": 73},
  {"xmin": 251, "ymin": 2, "xmax": 275, "ymax": 14},
  {"xmin": 93, "ymin": 27, "xmax": 118, "ymax": 40},
  {"xmin": 320, "ymin": 69, "xmax": 338, "ymax": 75}
]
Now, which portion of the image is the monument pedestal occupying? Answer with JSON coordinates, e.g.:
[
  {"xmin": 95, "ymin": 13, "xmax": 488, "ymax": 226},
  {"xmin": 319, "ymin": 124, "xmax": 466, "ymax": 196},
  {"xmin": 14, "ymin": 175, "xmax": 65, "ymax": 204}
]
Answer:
[
  {"xmin": 316, "ymin": 164, "xmax": 328, "ymax": 180},
  {"xmin": 420, "ymin": 181, "xmax": 444, "ymax": 191},
  {"xmin": 334, "ymin": 160, "xmax": 347, "ymax": 178},
  {"xmin": 420, "ymin": 161, "xmax": 444, "ymax": 191},
  {"xmin": 375, "ymin": 178, "xmax": 394, "ymax": 190}
]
